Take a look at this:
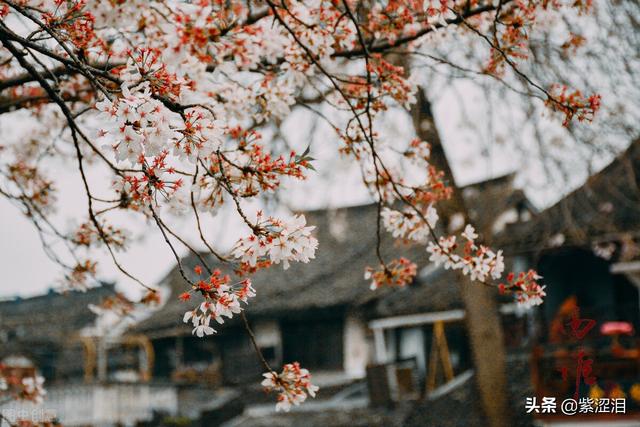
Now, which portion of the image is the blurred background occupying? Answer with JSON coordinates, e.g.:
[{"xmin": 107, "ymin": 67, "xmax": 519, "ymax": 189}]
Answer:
[{"xmin": 1, "ymin": 0, "xmax": 640, "ymax": 426}]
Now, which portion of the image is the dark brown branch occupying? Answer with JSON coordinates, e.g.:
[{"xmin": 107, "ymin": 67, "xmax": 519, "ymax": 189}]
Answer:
[
  {"xmin": 332, "ymin": 1, "xmax": 509, "ymax": 58},
  {"xmin": 0, "ymin": 30, "xmax": 155, "ymax": 292}
]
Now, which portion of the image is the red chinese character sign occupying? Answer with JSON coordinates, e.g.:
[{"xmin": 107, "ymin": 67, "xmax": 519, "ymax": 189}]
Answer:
[
  {"xmin": 555, "ymin": 308, "xmax": 597, "ymax": 399},
  {"xmin": 534, "ymin": 301, "xmax": 640, "ymax": 419}
]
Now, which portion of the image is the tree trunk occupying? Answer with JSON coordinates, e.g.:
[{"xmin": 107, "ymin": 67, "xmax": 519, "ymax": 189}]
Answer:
[{"xmin": 411, "ymin": 88, "xmax": 510, "ymax": 427}]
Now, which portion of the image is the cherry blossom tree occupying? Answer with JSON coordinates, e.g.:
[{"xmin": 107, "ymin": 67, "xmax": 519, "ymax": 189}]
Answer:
[
  {"xmin": 408, "ymin": 0, "xmax": 639, "ymax": 199},
  {"xmin": 0, "ymin": 0, "xmax": 606, "ymax": 423}
]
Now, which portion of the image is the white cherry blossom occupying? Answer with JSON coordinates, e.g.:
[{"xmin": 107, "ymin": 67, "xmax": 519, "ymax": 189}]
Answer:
[
  {"xmin": 261, "ymin": 363, "xmax": 319, "ymax": 412},
  {"xmin": 233, "ymin": 214, "xmax": 318, "ymax": 269}
]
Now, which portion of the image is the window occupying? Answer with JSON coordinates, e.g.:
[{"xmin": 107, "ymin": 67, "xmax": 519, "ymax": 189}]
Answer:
[{"xmin": 281, "ymin": 318, "xmax": 344, "ymax": 370}]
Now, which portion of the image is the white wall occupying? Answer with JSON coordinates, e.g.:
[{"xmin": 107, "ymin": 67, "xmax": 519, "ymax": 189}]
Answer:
[
  {"xmin": 253, "ymin": 320, "xmax": 281, "ymax": 348},
  {"xmin": 0, "ymin": 384, "xmax": 178, "ymax": 427},
  {"xmin": 343, "ymin": 314, "xmax": 369, "ymax": 378},
  {"xmin": 398, "ymin": 327, "xmax": 426, "ymax": 373},
  {"xmin": 254, "ymin": 319, "xmax": 282, "ymax": 365}
]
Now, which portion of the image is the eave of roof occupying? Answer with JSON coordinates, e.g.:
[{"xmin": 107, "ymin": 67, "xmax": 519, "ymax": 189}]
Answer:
[
  {"xmin": 0, "ymin": 284, "xmax": 116, "ymax": 344},
  {"xmin": 499, "ymin": 139, "xmax": 640, "ymax": 255}
]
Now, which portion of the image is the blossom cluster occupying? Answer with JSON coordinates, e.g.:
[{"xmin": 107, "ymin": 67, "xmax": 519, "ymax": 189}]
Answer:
[
  {"xmin": 546, "ymin": 85, "xmax": 602, "ymax": 126},
  {"xmin": 5, "ymin": 161, "xmax": 55, "ymax": 213},
  {"xmin": 365, "ymin": 0, "xmax": 454, "ymax": 46},
  {"xmin": 96, "ymin": 84, "xmax": 175, "ymax": 165},
  {"xmin": 85, "ymin": 292, "xmax": 158, "ymax": 337},
  {"xmin": 183, "ymin": 268, "xmax": 256, "ymax": 337},
  {"xmin": 381, "ymin": 205, "xmax": 438, "ymax": 244},
  {"xmin": 474, "ymin": 1, "xmax": 601, "ymax": 125},
  {"xmin": 0, "ymin": 369, "xmax": 55, "ymax": 425},
  {"xmin": 41, "ymin": 0, "xmax": 97, "ymax": 50},
  {"xmin": 0, "ymin": 365, "xmax": 46, "ymax": 405},
  {"xmin": 365, "ymin": 257, "xmax": 418, "ymax": 290},
  {"xmin": 499, "ymin": 270, "xmax": 547, "ymax": 309},
  {"xmin": 232, "ymin": 213, "xmax": 318, "ymax": 271},
  {"xmin": 261, "ymin": 362, "xmax": 319, "ymax": 412},
  {"xmin": 200, "ymin": 130, "xmax": 314, "ymax": 202},
  {"xmin": 21, "ymin": 376, "xmax": 46, "ymax": 404},
  {"xmin": 73, "ymin": 221, "xmax": 127, "ymax": 251},
  {"xmin": 427, "ymin": 225, "xmax": 505, "ymax": 283},
  {"xmin": 60, "ymin": 259, "xmax": 98, "ymax": 292},
  {"xmin": 117, "ymin": 151, "xmax": 185, "ymax": 208},
  {"xmin": 89, "ymin": 292, "xmax": 137, "ymax": 318},
  {"xmin": 376, "ymin": 140, "xmax": 542, "ymax": 308}
]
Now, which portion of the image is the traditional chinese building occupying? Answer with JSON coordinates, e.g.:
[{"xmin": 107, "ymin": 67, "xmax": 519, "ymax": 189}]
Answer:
[
  {"xmin": 0, "ymin": 284, "xmax": 117, "ymax": 382},
  {"xmin": 362, "ymin": 173, "xmax": 538, "ymax": 406},
  {"xmin": 0, "ymin": 285, "xmax": 174, "ymax": 426},
  {"xmin": 500, "ymin": 138, "xmax": 640, "ymax": 421},
  {"xmin": 134, "ymin": 203, "xmax": 430, "ymax": 387},
  {"xmin": 12, "ymin": 157, "xmax": 638, "ymax": 425},
  {"xmin": 126, "ymin": 173, "xmax": 535, "ymax": 423}
]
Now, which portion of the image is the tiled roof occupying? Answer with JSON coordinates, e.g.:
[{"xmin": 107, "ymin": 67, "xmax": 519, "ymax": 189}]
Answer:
[
  {"xmin": 500, "ymin": 139, "xmax": 640, "ymax": 256},
  {"xmin": 135, "ymin": 175, "xmax": 526, "ymax": 336},
  {"xmin": 135, "ymin": 203, "xmax": 430, "ymax": 335},
  {"xmin": 0, "ymin": 284, "xmax": 116, "ymax": 347}
]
